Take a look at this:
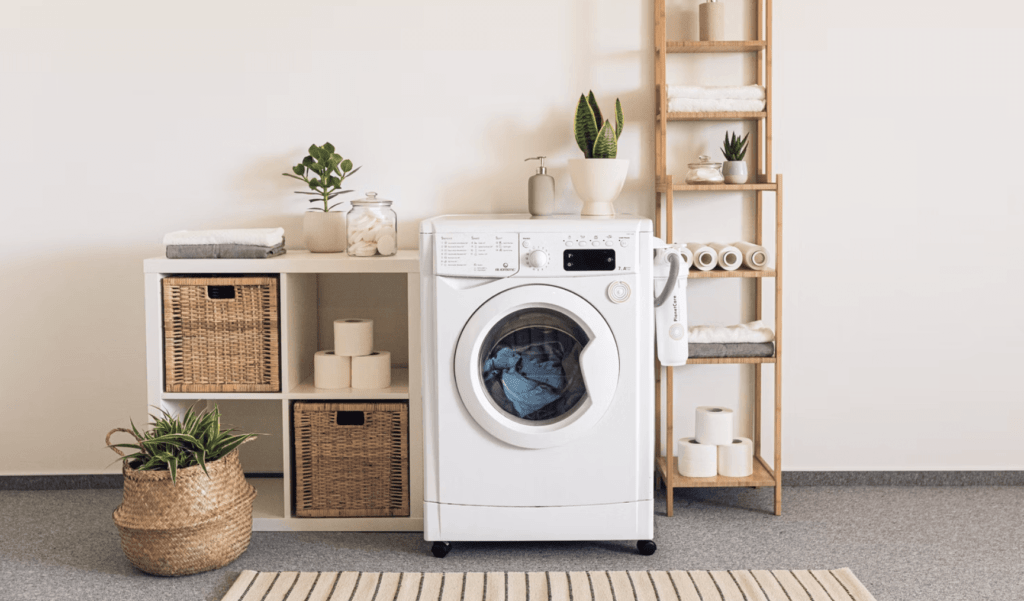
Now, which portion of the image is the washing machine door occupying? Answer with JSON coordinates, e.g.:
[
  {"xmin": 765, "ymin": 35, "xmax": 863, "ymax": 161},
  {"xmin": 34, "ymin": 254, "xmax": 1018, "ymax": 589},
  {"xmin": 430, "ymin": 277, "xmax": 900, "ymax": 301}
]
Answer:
[{"xmin": 454, "ymin": 284, "xmax": 619, "ymax": 449}]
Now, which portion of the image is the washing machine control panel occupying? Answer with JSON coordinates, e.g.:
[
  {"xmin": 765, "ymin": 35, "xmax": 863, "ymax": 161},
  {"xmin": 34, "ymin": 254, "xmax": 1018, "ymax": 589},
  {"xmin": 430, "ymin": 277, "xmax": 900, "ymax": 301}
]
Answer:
[
  {"xmin": 435, "ymin": 233, "xmax": 521, "ymax": 277},
  {"xmin": 520, "ymin": 232, "xmax": 638, "ymax": 275}
]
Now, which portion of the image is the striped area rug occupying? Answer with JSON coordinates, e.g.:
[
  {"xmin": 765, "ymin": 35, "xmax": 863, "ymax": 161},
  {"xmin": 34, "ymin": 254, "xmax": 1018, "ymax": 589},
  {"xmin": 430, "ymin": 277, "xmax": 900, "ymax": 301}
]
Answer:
[{"xmin": 222, "ymin": 569, "xmax": 877, "ymax": 601}]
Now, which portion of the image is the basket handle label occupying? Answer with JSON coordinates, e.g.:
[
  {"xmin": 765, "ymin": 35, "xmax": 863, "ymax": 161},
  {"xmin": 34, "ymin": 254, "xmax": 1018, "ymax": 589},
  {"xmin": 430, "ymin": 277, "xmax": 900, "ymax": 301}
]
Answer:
[
  {"xmin": 336, "ymin": 411, "xmax": 365, "ymax": 426},
  {"xmin": 206, "ymin": 285, "xmax": 237, "ymax": 300}
]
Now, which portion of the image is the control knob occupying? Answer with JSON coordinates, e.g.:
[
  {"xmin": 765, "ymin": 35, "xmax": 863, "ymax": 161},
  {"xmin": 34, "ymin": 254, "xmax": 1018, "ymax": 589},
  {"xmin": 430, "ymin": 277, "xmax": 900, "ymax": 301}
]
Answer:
[{"xmin": 528, "ymin": 249, "xmax": 549, "ymax": 268}]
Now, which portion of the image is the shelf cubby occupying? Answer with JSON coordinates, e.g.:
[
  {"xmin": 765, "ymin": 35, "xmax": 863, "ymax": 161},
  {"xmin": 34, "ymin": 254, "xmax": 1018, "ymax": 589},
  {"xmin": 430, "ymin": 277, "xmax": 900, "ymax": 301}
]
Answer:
[{"xmin": 144, "ymin": 251, "xmax": 424, "ymax": 531}]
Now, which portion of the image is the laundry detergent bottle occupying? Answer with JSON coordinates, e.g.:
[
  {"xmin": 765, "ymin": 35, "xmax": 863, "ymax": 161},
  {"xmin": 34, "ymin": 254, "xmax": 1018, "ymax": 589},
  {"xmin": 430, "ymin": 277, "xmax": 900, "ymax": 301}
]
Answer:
[{"xmin": 525, "ymin": 156, "xmax": 555, "ymax": 217}]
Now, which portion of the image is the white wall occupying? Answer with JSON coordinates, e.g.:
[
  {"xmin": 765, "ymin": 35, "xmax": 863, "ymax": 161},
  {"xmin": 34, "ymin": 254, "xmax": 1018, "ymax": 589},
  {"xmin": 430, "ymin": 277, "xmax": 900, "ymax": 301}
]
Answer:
[{"xmin": 1, "ymin": 0, "xmax": 1021, "ymax": 475}]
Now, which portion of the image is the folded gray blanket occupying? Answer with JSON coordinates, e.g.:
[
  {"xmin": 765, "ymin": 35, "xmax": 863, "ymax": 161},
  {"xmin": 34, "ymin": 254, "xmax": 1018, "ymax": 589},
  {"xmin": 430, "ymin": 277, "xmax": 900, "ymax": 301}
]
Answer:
[
  {"xmin": 165, "ymin": 243, "xmax": 286, "ymax": 259},
  {"xmin": 689, "ymin": 342, "xmax": 775, "ymax": 358}
]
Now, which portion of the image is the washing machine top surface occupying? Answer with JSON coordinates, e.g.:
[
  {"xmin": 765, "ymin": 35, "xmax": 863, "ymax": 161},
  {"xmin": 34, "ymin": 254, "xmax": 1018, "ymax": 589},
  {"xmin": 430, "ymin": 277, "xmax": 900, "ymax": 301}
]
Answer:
[{"xmin": 419, "ymin": 213, "xmax": 652, "ymax": 235}]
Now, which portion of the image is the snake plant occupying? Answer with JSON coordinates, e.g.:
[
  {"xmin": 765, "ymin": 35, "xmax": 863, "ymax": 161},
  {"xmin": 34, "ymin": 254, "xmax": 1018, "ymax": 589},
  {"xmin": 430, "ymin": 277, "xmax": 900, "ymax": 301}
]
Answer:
[
  {"xmin": 721, "ymin": 131, "xmax": 750, "ymax": 161},
  {"xmin": 574, "ymin": 91, "xmax": 624, "ymax": 159},
  {"xmin": 108, "ymin": 404, "xmax": 258, "ymax": 484},
  {"xmin": 282, "ymin": 142, "xmax": 360, "ymax": 212}
]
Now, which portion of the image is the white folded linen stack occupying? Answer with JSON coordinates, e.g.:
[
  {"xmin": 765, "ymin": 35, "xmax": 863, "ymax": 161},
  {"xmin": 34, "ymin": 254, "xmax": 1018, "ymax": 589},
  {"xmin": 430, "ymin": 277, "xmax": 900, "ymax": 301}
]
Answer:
[
  {"xmin": 163, "ymin": 228, "xmax": 285, "ymax": 247},
  {"xmin": 667, "ymin": 85, "xmax": 766, "ymax": 113},
  {"xmin": 688, "ymin": 320, "xmax": 775, "ymax": 344}
]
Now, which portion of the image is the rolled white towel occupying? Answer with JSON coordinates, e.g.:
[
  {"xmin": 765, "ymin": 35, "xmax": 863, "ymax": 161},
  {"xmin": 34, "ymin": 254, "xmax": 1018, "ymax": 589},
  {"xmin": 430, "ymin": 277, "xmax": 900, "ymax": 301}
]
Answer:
[
  {"xmin": 732, "ymin": 241, "xmax": 771, "ymax": 269},
  {"xmin": 707, "ymin": 243, "xmax": 742, "ymax": 271},
  {"xmin": 668, "ymin": 98, "xmax": 766, "ymax": 113},
  {"xmin": 689, "ymin": 320, "xmax": 775, "ymax": 344},
  {"xmin": 163, "ymin": 228, "xmax": 285, "ymax": 247},
  {"xmin": 667, "ymin": 84, "xmax": 766, "ymax": 100},
  {"xmin": 685, "ymin": 243, "xmax": 718, "ymax": 272}
]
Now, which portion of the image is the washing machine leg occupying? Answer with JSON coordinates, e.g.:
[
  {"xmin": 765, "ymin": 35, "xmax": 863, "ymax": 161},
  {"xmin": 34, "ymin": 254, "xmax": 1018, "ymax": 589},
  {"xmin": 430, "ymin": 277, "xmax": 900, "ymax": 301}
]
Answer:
[
  {"xmin": 637, "ymin": 540, "xmax": 657, "ymax": 556},
  {"xmin": 430, "ymin": 541, "xmax": 452, "ymax": 558}
]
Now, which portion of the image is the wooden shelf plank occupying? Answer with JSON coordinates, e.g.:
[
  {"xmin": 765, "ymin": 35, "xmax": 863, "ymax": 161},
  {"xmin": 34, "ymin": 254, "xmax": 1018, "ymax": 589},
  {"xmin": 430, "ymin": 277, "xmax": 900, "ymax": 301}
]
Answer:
[
  {"xmin": 656, "ymin": 455, "xmax": 776, "ymax": 488},
  {"xmin": 289, "ymin": 368, "xmax": 410, "ymax": 400},
  {"xmin": 144, "ymin": 249, "xmax": 420, "ymax": 275},
  {"xmin": 686, "ymin": 356, "xmax": 776, "ymax": 365},
  {"xmin": 666, "ymin": 40, "xmax": 767, "ymax": 53},
  {"xmin": 657, "ymin": 182, "xmax": 778, "ymax": 192},
  {"xmin": 688, "ymin": 268, "xmax": 775, "ymax": 279},
  {"xmin": 665, "ymin": 112, "xmax": 765, "ymax": 121}
]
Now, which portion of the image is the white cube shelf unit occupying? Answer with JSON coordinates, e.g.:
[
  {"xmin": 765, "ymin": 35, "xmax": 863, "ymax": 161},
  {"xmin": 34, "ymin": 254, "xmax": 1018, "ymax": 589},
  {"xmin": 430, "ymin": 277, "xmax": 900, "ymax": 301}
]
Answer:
[{"xmin": 143, "ymin": 250, "xmax": 423, "ymax": 531}]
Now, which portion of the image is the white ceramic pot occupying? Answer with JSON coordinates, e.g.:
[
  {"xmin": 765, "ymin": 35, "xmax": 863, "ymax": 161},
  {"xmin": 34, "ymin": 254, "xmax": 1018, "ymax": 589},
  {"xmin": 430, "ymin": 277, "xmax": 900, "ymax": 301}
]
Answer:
[
  {"xmin": 723, "ymin": 160, "xmax": 748, "ymax": 185},
  {"xmin": 568, "ymin": 158, "xmax": 629, "ymax": 217},
  {"xmin": 303, "ymin": 211, "xmax": 346, "ymax": 253}
]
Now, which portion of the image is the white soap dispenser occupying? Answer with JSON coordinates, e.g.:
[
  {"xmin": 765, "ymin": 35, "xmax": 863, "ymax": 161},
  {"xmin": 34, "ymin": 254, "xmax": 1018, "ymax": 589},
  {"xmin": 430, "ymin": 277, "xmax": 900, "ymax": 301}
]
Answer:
[{"xmin": 525, "ymin": 156, "xmax": 555, "ymax": 217}]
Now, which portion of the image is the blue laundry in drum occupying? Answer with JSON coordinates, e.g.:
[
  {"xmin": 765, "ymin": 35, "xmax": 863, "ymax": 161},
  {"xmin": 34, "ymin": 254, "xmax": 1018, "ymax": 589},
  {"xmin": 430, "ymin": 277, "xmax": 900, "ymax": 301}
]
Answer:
[{"xmin": 484, "ymin": 347, "xmax": 566, "ymax": 417}]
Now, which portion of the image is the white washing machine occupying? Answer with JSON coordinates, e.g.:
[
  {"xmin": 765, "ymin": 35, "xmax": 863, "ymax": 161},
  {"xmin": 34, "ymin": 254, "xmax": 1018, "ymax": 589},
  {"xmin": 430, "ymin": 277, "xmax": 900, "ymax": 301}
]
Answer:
[{"xmin": 420, "ymin": 215, "xmax": 656, "ymax": 557}]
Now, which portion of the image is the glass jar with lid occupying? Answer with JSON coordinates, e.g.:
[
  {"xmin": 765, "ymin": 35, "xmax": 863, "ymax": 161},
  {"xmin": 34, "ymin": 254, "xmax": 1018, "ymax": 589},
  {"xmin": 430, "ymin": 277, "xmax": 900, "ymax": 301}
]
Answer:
[
  {"xmin": 347, "ymin": 192, "xmax": 397, "ymax": 257},
  {"xmin": 685, "ymin": 155, "xmax": 725, "ymax": 184}
]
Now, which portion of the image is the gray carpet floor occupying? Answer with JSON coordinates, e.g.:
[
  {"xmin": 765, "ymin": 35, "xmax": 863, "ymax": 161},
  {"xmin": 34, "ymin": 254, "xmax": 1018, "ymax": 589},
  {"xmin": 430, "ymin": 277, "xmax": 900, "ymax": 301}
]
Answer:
[{"xmin": 1, "ymin": 486, "xmax": 1021, "ymax": 601}]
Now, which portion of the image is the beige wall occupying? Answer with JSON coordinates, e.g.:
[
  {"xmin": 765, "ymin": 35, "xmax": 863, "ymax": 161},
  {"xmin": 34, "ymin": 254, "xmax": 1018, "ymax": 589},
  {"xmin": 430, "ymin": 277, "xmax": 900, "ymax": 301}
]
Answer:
[{"xmin": 1, "ymin": 0, "xmax": 1021, "ymax": 474}]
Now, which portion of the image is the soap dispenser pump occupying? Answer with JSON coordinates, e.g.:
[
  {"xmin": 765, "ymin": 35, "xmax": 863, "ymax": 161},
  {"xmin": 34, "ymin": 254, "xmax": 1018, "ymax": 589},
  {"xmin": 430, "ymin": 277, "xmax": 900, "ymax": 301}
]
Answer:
[{"xmin": 525, "ymin": 156, "xmax": 555, "ymax": 217}]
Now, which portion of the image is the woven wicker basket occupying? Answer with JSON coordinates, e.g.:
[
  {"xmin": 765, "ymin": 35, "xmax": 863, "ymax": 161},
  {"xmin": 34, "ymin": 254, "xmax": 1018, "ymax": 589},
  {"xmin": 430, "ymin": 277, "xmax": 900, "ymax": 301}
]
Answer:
[
  {"xmin": 163, "ymin": 276, "xmax": 280, "ymax": 393},
  {"xmin": 293, "ymin": 402, "xmax": 409, "ymax": 518},
  {"xmin": 108, "ymin": 429, "xmax": 257, "ymax": 576}
]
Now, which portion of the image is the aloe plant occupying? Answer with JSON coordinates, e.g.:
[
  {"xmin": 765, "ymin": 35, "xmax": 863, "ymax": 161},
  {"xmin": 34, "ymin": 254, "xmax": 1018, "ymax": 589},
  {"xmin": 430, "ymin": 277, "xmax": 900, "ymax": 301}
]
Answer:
[
  {"xmin": 108, "ymin": 404, "xmax": 259, "ymax": 484},
  {"xmin": 721, "ymin": 131, "xmax": 750, "ymax": 162},
  {"xmin": 574, "ymin": 91, "xmax": 624, "ymax": 159},
  {"xmin": 282, "ymin": 142, "xmax": 360, "ymax": 212}
]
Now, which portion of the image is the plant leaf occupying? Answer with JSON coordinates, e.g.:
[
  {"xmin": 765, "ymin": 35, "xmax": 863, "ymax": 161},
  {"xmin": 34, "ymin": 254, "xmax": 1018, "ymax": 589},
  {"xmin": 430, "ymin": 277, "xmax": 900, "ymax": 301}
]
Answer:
[
  {"xmin": 327, "ymin": 202, "xmax": 345, "ymax": 211},
  {"xmin": 341, "ymin": 159, "xmax": 353, "ymax": 172},
  {"xmin": 302, "ymin": 155, "xmax": 314, "ymax": 167},
  {"xmin": 291, "ymin": 165, "xmax": 304, "ymax": 176},
  {"xmin": 587, "ymin": 91, "xmax": 603, "ymax": 128},
  {"xmin": 323, "ymin": 142, "xmax": 335, "ymax": 154},
  {"xmin": 344, "ymin": 165, "xmax": 360, "ymax": 178},
  {"xmin": 574, "ymin": 94, "xmax": 599, "ymax": 158},
  {"xmin": 592, "ymin": 120, "xmax": 618, "ymax": 159},
  {"xmin": 308, "ymin": 144, "xmax": 322, "ymax": 161},
  {"xmin": 615, "ymin": 98, "xmax": 624, "ymax": 139}
]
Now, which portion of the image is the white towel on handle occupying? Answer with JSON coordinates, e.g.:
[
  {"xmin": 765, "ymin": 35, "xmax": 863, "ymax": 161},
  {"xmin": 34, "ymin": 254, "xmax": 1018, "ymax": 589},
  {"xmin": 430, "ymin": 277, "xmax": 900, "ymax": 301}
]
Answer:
[
  {"xmin": 668, "ymin": 84, "xmax": 766, "ymax": 100},
  {"xmin": 163, "ymin": 228, "xmax": 285, "ymax": 247},
  {"xmin": 668, "ymin": 98, "xmax": 766, "ymax": 113},
  {"xmin": 689, "ymin": 320, "xmax": 775, "ymax": 344}
]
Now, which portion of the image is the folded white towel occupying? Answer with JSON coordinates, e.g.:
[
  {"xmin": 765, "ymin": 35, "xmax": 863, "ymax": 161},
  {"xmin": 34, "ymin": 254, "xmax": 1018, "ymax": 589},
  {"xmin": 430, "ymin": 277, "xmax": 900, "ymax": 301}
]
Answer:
[
  {"xmin": 668, "ymin": 98, "xmax": 766, "ymax": 113},
  {"xmin": 689, "ymin": 320, "xmax": 775, "ymax": 344},
  {"xmin": 163, "ymin": 228, "xmax": 285, "ymax": 247},
  {"xmin": 667, "ymin": 85, "xmax": 766, "ymax": 100}
]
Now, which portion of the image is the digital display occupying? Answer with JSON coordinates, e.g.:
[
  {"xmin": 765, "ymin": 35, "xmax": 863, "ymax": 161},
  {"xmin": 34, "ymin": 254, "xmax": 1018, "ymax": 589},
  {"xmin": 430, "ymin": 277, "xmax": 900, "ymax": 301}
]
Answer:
[{"xmin": 563, "ymin": 249, "xmax": 615, "ymax": 271}]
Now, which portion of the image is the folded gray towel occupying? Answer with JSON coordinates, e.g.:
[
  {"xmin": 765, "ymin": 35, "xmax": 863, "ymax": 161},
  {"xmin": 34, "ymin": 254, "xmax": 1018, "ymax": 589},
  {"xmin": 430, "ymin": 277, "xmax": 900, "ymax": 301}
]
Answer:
[
  {"xmin": 165, "ymin": 243, "xmax": 286, "ymax": 259},
  {"xmin": 689, "ymin": 342, "xmax": 775, "ymax": 358}
]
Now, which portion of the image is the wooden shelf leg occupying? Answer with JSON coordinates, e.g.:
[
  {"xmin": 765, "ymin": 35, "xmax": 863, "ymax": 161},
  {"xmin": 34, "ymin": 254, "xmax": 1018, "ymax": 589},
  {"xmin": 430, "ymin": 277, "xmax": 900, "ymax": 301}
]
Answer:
[{"xmin": 774, "ymin": 174, "xmax": 783, "ymax": 516}]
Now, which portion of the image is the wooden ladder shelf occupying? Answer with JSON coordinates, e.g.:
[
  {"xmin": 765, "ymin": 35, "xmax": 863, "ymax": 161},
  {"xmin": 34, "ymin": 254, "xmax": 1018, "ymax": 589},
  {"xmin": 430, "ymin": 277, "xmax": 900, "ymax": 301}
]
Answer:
[{"xmin": 653, "ymin": 0, "xmax": 784, "ymax": 516}]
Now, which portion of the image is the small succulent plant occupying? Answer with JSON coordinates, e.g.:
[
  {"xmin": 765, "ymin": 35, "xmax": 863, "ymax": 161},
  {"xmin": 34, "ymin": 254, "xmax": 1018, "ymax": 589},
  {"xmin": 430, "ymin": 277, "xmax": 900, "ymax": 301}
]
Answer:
[
  {"xmin": 721, "ymin": 131, "xmax": 750, "ymax": 162},
  {"xmin": 282, "ymin": 142, "xmax": 360, "ymax": 212},
  {"xmin": 574, "ymin": 91, "xmax": 624, "ymax": 159}
]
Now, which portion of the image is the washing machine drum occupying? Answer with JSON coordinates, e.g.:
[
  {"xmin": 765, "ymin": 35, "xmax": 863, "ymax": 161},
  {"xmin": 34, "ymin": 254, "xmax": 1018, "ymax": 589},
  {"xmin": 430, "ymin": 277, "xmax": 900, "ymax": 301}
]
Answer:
[{"xmin": 454, "ymin": 285, "xmax": 620, "ymax": 449}]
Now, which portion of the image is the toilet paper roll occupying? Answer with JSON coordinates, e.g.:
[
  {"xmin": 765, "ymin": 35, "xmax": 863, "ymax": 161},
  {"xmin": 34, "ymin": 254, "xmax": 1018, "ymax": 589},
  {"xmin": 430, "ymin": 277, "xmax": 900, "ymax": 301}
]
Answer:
[
  {"xmin": 314, "ymin": 350, "xmax": 351, "ymax": 389},
  {"xmin": 732, "ymin": 241, "xmax": 771, "ymax": 270},
  {"xmin": 695, "ymin": 406, "xmax": 734, "ymax": 445},
  {"xmin": 351, "ymin": 350, "xmax": 391, "ymax": 389},
  {"xmin": 676, "ymin": 437, "xmax": 718, "ymax": 478},
  {"xmin": 334, "ymin": 319, "xmax": 374, "ymax": 357},
  {"xmin": 707, "ymin": 243, "xmax": 742, "ymax": 271},
  {"xmin": 686, "ymin": 243, "xmax": 718, "ymax": 271},
  {"xmin": 718, "ymin": 437, "xmax": 754, "ymax": 477}
]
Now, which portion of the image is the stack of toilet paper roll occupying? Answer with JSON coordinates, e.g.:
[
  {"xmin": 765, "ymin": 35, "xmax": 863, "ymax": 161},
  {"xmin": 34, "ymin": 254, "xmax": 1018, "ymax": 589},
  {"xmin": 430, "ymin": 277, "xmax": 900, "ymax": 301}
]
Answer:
[
  {"xmin": 313, "ymin": 318, "xmax": 392, "ymax": 389},
  {"xmin": 684, "ymin": 242, "xmax": 770, "ymax": 272},
  {"xmin": 676, "ymin": 406, "xmax": 754, "ymax": 478}
]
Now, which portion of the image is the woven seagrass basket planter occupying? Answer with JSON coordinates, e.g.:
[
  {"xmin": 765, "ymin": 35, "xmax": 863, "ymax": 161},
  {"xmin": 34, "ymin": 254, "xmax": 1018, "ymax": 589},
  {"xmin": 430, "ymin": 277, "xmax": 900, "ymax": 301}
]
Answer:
[{"xmin": 109, "ymin": 440, "xmax": 256, "ymax": 577}]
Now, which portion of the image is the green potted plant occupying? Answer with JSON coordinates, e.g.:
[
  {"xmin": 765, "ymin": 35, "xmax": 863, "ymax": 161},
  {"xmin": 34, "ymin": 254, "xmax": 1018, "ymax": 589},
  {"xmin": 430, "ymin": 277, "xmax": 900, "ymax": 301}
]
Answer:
[
  {"xmin": 283, "ymin": 142, "xmax": 359, "ymax": 253},
  {"xmin": 569, "ymin": 91, "xmax": 628, "ymax": 216},
  {"xmin": 106, "ymin": 404, "xmax": 260, "ymax": 576},
  {"xmin": 721, "ymin": 131, "xmax": 750, "ymax": 184}
]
